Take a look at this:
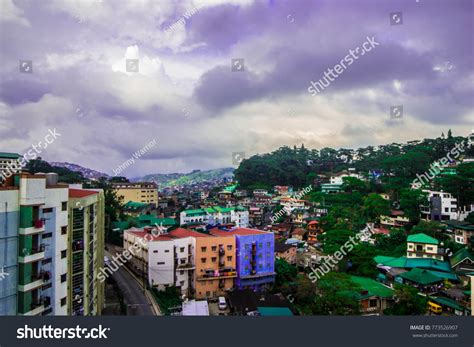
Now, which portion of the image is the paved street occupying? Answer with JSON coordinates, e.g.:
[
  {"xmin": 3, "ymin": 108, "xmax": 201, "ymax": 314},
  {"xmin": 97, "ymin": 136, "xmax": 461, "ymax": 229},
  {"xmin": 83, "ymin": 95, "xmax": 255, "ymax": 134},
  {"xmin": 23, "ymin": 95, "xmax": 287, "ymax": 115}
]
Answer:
[{"xmin": 105, "ymin": 250, "xmax": 155, "ymax": 316}]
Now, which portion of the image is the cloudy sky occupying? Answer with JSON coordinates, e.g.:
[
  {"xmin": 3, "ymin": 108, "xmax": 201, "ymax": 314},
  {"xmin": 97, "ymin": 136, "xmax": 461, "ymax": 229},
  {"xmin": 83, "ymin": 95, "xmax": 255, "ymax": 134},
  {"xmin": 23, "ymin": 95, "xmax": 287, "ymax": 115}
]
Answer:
[{"xmin": 0, "ymin": 0, "xmax": 473, "ymax": 177}]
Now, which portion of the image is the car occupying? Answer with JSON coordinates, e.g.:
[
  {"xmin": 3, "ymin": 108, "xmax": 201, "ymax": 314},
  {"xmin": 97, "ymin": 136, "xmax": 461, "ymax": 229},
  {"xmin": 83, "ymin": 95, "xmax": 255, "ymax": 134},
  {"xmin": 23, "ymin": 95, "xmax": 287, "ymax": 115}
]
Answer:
[{"xmin": 218, "ymin": 296, "xmax": 227, "ymax": 310}]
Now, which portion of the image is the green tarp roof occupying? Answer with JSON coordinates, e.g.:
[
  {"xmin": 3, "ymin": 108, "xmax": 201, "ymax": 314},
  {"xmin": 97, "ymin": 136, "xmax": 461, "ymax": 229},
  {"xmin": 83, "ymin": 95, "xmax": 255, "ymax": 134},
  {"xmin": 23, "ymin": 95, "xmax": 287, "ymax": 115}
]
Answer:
[
  {"xmin": 398, "ymin": 268, "xmax": 458, "ymax": 285},
  {"xmin": 374, "ymin": 256, "xmax": 452, "ymax": 273},
  {"xmin": 0, "ymin": 152, "xmax": 20, "ymax": 159},
  {"xmin": 257, "ymin": 307, "xmax": 293, "ymax": 316},
  {"xmin": 350, "ymin": 276, "xmax": 394, "ymax": 299},
  {"xmin": 407, "ymin": 233, "xmax": 439, "ymax": 245},
  {"xmin": 450, "ymin": 248, "xmax": 474, "ymax": 267},
  {"xmin": 430, "ymin": 296, "xmax": 465, "ymax": 311}
]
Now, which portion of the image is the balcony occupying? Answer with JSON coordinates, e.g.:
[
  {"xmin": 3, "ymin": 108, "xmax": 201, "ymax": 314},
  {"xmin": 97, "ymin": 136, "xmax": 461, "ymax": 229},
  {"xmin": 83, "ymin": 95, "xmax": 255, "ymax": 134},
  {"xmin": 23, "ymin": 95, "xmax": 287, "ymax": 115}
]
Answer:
[
  {"xmin": 19, "ymin": 245, "xmax": 45, "ymax": 263},
  {"xmin": 197, "ymin": 268, "xmax": 237, "ymax": 280},
  {"xmin": 20, "ymin": 303, "xmax": 44, "ymax": 316},
  {"xmin": 18, "ymin": 275, "xmax": 44, "ymax": 292},
  {"xmin": 19, "ymin": 219, "xmax": 45, "ymax": 235}
]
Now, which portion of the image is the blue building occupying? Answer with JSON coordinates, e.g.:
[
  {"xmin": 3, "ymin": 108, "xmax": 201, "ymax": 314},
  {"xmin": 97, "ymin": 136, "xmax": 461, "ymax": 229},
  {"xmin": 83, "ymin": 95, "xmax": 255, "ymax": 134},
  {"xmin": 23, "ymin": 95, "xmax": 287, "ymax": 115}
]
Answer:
[{"xmin": 211, "ymin": 228, "xmax": 275, "ymax": 291}]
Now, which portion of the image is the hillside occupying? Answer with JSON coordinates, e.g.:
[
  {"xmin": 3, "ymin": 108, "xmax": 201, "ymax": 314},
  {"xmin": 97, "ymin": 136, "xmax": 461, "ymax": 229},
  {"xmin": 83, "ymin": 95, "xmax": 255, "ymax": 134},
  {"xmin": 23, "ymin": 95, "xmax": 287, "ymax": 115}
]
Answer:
[
  {"xmin": 133, "ymin": 168, "xmax": 234, "ymax": 188},
  {"xmin": 50, "ymin": 162, "xmax": 109, "ymax": 180}
]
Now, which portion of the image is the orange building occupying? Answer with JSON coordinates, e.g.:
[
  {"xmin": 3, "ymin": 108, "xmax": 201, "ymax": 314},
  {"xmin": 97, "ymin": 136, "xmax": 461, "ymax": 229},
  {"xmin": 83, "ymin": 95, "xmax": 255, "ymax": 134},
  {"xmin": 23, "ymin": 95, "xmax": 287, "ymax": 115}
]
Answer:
[{"xmin": 194, "ymin": 234, "xmax": 236, "ymax": 299}]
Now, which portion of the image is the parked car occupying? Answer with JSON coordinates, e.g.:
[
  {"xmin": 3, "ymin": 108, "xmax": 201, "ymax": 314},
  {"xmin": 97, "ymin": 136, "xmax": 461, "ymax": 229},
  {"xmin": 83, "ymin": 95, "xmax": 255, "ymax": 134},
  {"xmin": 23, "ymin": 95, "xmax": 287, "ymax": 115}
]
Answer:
[{"xmin": 218, "ymin": 296, "xmax": 227, "ymax": 310}]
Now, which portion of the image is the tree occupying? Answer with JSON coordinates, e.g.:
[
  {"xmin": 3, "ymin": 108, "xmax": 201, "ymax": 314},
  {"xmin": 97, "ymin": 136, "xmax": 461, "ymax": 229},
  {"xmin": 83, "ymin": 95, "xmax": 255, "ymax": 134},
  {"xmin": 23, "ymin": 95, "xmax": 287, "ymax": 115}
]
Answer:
[
  {"xmin": 274, "ymin": 258, "xmax": 297, "ymax": 288},
  {"xmin": 399, "ymin": 188, "xmax": 427, "ymax": 224},
  {"xmin": 363, "ymin": 193, "xmax": 391, "ymax": 222},
  {"xmin": 312, "ymin": 272, "xmax": 361, "ymax": 315},
  {"xmin": 384, "ymin": 284, "xmax": 427, "ymax": 315},
  {"xmin": 342, "ymin": 177, "xmax": 367, "ymax": 193},
  {"xmin": 465, "ymin": 212, "xmax": 474, "ymax": 224}
]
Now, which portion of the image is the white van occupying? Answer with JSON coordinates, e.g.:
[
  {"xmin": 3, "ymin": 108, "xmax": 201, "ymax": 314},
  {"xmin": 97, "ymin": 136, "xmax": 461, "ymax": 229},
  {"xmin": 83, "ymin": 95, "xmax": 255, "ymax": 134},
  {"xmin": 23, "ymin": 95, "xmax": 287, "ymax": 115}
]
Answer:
[{"xmin": 218, "ymin": 296, "xmax": 227, "ymax": 310}]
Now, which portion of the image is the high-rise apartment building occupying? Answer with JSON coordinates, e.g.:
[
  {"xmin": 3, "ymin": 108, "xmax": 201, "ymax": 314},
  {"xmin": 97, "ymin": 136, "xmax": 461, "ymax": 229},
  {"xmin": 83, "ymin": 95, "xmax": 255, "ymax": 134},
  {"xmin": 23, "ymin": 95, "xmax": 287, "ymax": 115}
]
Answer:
[
  {"xmin": 0, "ymin": 172, "xmax": 69, "ymax": 315},
  {"xmin": 68, "ymin": 188, "xmax": 105, "ymax": 316},
  {"xmin": 0, "ymin": 174, "xmax": 105, "ymax": 316}
]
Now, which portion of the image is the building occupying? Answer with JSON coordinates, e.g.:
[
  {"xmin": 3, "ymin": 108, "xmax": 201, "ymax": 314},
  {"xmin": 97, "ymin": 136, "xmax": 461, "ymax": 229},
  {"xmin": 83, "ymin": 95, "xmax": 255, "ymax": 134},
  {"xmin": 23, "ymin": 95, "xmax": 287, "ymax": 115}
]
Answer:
[
  {"xmin": 0, "ymin": 152, "xmax": 22, "ymax": 183},
  {"xmin": 181, "ymin": 299, "xmax": 209, "ymax": 316},
  {"xmin": 68, "ymin": 188, "xmax": 105, "ymax": 316},
  {"xmin": 421, "ymin": 190, "xmax": 473, "ymax": 221},
  {"xmin": 179, "ymin": 206, "xmax": 249, "ymax": 228},
  {"xmin": 122, "ymin": 201, "xmax": 152, "ymax": 217},
  {"xmin": 380, "ymin": 210, "xmax": 410, "ymax": 228},
  {"xmin": 122, "ymin": 227, "xmax": 199, "ymax": 297},
  {"xmin": 406, "ymin": 233, "xmax": 444, "ymax": 260},
  {"xmin": 248, "ymin": 206, "xmax": 264, "ymax": 226},
  {"xmin": 329, "ymin": 172, "xmax": 364, "ymax": 184},
  {"xmin": 211, "ymin": 228, "xmax": 275, "ymax": 291},
  {"xmin": 344, "ymin": 276, "xmax": 394, "ymax": 315},
  {"xmin": 444, "ymin": 220, "xmax": 474, "ymax": 246},
  {"xmin": 321, "ymin": 183, "xmax": 343, "ymax": 194},
  {"xmin": 280, "ymin": 198, "xmax": 308, "ymax": 212},
  {"xmin": 274, "ymin": 243, "xmax": 296, "ymax": 264},
  {"xmin": 194, "ymin": 232, "xmax": 236, "ymax": 299},
  {"xmin": 0, "ymin": 172, "xmax": 69, "ymax": 316},
  {"xmin": 111, "ymin": 182, "xmax": 158, "ymax": 208}
]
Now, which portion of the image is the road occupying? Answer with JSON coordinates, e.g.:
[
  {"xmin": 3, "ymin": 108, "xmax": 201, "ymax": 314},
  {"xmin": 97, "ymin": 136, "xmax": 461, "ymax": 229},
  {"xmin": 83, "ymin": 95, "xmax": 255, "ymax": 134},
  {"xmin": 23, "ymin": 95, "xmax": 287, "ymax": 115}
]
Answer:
[{"xmin": 105, "ymin": 250, "xmax": 155, "ymax": 316}]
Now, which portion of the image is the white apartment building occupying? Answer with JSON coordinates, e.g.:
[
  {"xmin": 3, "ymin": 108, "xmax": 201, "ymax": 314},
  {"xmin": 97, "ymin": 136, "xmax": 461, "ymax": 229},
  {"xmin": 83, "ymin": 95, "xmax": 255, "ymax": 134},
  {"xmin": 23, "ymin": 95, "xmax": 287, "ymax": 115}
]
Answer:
[
  {"xmin": 280, "ymin": 198, "xmax": 308, "ymax": 212},
  {"xmin": 421, "ymin": 190, "xmax": 473, "ymax": 221},
  {"xmin": 179, "ymin": 206, "xmax": 249, "ymax": 227},
  {"xmin": 0, "ymin": 172, "xmax": 69, "ymax": 316},
  {"xmin": 330, "ymin": 172, "xmax": 365, "ymax": 184},
  {"xmin": 123, "ymin": 228, "xmax": 197, "ymax": 297}
]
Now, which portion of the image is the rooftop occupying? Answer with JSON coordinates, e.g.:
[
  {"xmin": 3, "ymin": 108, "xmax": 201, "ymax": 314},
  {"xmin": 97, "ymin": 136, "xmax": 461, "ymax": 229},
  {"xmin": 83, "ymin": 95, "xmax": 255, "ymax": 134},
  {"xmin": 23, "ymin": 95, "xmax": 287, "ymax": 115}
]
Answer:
[
  {"xmin": 407, "ymin": 233, "xmax": 439, "ymax": 245},
  {"xmin": 69, "ymin": 188, "xmax": 99, "ymax": 198},
  {"xmin": 0, "ymin": 152, "xmax": 20, "ymax": 159},
  {"xmin": 210, "ymin": 227, "xmax": 269, "ymax": 237},
  {"xmin": 350, "ymin": 276, "xmax": 394, "ymax": 299}
]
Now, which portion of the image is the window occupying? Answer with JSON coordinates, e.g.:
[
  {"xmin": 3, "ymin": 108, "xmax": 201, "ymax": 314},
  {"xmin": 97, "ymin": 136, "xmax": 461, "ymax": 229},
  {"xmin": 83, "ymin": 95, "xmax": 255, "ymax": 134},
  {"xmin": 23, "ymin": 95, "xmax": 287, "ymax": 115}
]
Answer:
[
  {"xmin": 180, "ymin": 271, "xmax": 184, "ymax": 275},
  {"xmin": 206, "ymin": 291, "xmax": 211, "ymax": 297},
  {"xmin": 258, "ymin": 243, "xmax": 263, "ymax": 248},
  {"xmin": 227, "ymin": 245, "xmax": 232, "ymax": 251},
  {"xmin": 61, "ymin": 274, "xmax": 67, "ymax": 283},
  {"xmin": 245, "ymin": 255, "xmax": 249, "ymax": 260},
  {"xmin": 42, "ymin": 283, "xmax": 52, "ymax": 290},
  {"xmin": 61, "ymin": 226, "xmax": 67, "ymax": 235},
  {"xmin": 180, "ymin": 247, "xmax": 185, "ymax": 252},
  {"xmin": 245, "ymin": 244, "xmax": 249, "ymax": 250},
  {"xmin": 427, "ymin": 247, "xmax": 433, "ymax": 251},
  {"xmin": 444, "ymin": 208, "xmax": 449, "ymax": 212},
  {"xmin": 61, "ymin": 250, "xmax": 67, "ymax": 258},
  {"xmin": 212, "ymin": 246, "xmax": 217, "ymax": 252},
  {"xmin": 43, "ymin": 208, "xmax": 53, "ymax": 213},
  {"xmin": 201, "ymin": 247, "xmax": 207, "ymax": 252},
  {"xmin": 61, "ymin": 297, "xmax": 67, "ymax": 306},
  {"xmin": 42, "ymin": 258, "xmax": 52, "ymax": 265},
  {"xmin": 201, "ymin": 258, "xmax": 207, "ymax": 263},
  {"xmin": 227, "ymin": 256, "xmax": 232, "ymax": 261},
  {"xmin": 165, "ymin": 250, "xmax": 170, "ymax": 253},
  {"xmin": 245, "ymin": 266, "xmax": 249, "ymax": 271},
  {"xmin": 61, "ymin": 202, "xmax": 67, "ymax": 211},
  {"xmin": 267, "ymin": 242, "xmax": 271, "ymax": 247},
  {"xmin": 42, "ymin": 233, "xmax": 52, "ymax": 239},
  {"xmin": 369, "ymin": 299, "xmax": 377, "ymax": 308},
  {"xmin": 153, "ymin": 250, "xmax": 158, "ymax": 253},
  {"xmin": 157, "ymin": 262, "xmax": 165, "ymax": 265},
  {"xmin": 180, "ymin": 280, "xmax": 185, "ymax": 286},
  {"xmin": 211, "ymin": 257, "xmax": 217, "ymax": 263}
]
